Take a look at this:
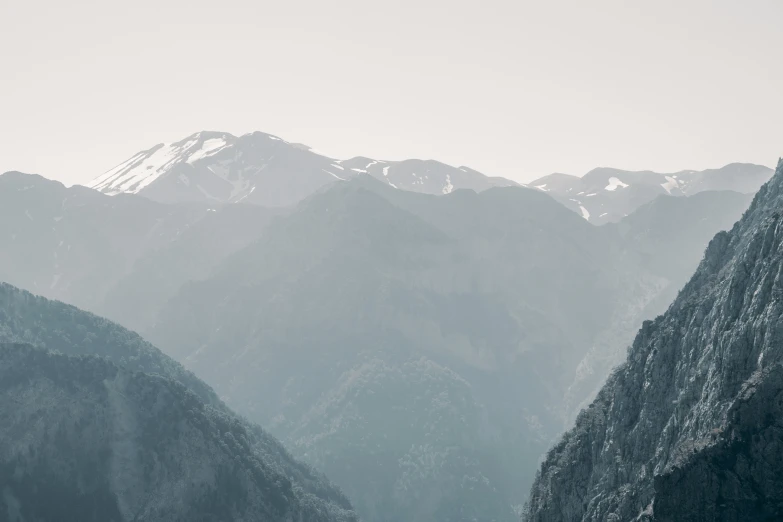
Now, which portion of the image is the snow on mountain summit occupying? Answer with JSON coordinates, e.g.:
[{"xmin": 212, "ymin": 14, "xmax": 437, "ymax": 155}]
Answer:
[
  {"xmin": 87, "ymin": 131, "xmax": 517, "ymax": 207},
  {"xmin": 89, "ymin": 132, "xmax": 232, "ymax": 195}
]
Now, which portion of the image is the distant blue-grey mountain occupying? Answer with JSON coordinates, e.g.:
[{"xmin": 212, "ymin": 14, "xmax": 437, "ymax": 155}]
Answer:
[
  {"xmin": 88, "ymin": 131, "xmax": 771, "ymax": 229},
  {"xmin": 530, "ymin": 163, "xmax": 772, "ymax": 224},
  {"xmin": 0, "ymin": 170, "xmax": 277, "ymax": 332}
]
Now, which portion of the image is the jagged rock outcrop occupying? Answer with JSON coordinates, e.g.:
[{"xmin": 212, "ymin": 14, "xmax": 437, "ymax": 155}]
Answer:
[{"xmin": 523, "ymin": 159, "xmax": 783, "ymax": 522}]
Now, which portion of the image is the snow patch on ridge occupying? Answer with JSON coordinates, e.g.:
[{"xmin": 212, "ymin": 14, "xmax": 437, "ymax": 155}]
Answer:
[
  {"xmin": 660, "ymin": 176, "xmax": 680, "ymax": 194},
  {"xmin": 604, "ymin": 177, "xmax": 629, "ymax": 191}
]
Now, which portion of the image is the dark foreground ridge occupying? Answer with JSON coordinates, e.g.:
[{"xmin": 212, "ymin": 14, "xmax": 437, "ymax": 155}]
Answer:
[
  {"xmin": 0, "ymin": 283, "xmax": 358, "ymax": 522},
  {"xmin": 524, "ymin": 159, "xmax": 783, "ymax": 522}
]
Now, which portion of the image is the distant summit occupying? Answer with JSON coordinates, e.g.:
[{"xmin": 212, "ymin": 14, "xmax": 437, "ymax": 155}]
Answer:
[
  {"xmin": 87, "ymin": 131, "xmax": 517, "ymax": 207},
  {"xmin": 530, "ymin": 162, "xmax": 773, "ymax": 224}
]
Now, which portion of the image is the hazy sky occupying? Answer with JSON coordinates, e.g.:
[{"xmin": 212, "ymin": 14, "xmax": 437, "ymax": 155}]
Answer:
[{"xmin": 1, "ymin": 0, "xmax": 781, "ymax": 185}]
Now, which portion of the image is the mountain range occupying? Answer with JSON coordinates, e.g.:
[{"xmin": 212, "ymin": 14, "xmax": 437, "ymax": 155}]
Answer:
[
  {"xmin": 1, "ymin": 135, "xmax": 777, "ymax": 520},
  {"xmin": 85, "ymin": 130, "xmax": 770, "ymax": 226}
]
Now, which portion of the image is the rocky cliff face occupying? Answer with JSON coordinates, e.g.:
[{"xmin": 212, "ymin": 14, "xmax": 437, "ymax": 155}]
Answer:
[{"xmin": 523, "ymin": 158, "xmax": 783, "ymax": 522}]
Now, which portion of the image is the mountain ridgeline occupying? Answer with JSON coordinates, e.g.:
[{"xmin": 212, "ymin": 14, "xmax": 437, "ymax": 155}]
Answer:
[
  {"xmin": 523, "ymin": 158, "xmax": 783, "ymax": 521},
  {"xmin": 0, "ymin": 283, "xmax": 358, "ymax": 522},
  {"xmin": 87, "ymin": 130, "xmax": 517, "ymax": 207},
  {"xmin": 84, "ymin": 129, "xmax": 769, "ymax": 225},
  {"xmin": 530, "ymin": 163, "xmax": 772, "ymax": 225}
]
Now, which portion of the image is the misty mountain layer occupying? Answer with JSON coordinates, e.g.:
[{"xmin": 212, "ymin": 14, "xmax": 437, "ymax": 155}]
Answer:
[
  {"xmin": 523, "ymin": 159, "xmax": 783, "ymax": 521},
  {"xmin": 142, "ymin": 177, "xmax": 752, "ymax": 520},
  {"xmin": 0, "ymin": 171, "xmax": 277, "ymax": 333}
]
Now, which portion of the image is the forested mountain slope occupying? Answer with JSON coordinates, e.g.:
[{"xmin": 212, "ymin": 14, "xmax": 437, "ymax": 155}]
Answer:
[{"xmin": 0, "ymin": 283, "xmax": 357, "ymax": 522}]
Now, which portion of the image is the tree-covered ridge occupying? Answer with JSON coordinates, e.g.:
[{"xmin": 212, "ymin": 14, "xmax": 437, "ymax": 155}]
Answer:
[
  {"xmin": 0, "ymin": 281, "xmax": 219, "ymax": 407},
  {"xmin": 0, "ymin": 282, "xmax": 357, "ymax": 520},
  {"xmin": 0, "ymin": 343, "xmax": 358, "ymax": 522}
]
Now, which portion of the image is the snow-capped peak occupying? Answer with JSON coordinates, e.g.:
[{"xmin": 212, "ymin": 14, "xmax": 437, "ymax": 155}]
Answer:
[{"xmin": 87, "ymin": 130, "xmax": 517, "ymax": 206}]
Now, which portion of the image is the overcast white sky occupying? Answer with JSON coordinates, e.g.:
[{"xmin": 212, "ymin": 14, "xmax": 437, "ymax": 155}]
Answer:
[{"xmin": 1, "ymin": 0, "xmax": 781, "ymax": 185}]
